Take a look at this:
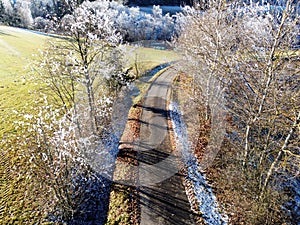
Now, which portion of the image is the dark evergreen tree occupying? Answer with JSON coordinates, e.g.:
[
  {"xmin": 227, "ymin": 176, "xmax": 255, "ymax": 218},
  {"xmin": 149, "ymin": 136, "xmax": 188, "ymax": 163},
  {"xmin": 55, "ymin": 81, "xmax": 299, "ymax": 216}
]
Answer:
[
  {"xmin": 51, "ymin": 0, "xmax": 84, "ymax": 19},
  {"xmin": 0, "ymin": 1, "xmax": 5, "ymax": 22},
  {"xmin": 125, "ymin": 0, "xmax": 193, "ymax": 6},
  {"xmin": 0, "ymin": 0, "xmax": 10, "ymax": 24},
  {"xmin": 9, "ymin": 6, "xmax": 22, "ymax": 27}
]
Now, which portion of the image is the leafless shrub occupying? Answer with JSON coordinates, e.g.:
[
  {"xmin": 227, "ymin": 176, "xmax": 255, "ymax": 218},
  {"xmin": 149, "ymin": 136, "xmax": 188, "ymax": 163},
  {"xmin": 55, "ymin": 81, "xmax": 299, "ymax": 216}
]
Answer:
[{"xmin": 176, "ymin": 0, "xmax": 300, "ymax": 223}]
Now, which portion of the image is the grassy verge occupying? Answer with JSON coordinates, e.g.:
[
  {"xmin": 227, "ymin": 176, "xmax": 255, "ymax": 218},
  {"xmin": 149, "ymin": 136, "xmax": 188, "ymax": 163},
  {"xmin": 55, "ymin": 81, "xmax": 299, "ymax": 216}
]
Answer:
[
  {"xmin": 132, "ymin": 65, "xmax": 171, "ymax": 106},
  {"xmin": 171, "ymin": 72, "xmax": 207, "ymax": 225},
  {"xmin": 106, "ymin": 96, "xmax": 142, "ymax": 225}
]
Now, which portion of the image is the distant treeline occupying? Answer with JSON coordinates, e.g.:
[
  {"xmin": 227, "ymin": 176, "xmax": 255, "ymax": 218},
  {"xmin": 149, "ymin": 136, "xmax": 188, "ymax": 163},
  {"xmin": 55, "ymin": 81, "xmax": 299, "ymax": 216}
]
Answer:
[
  {"xmin": 125, "ymin": 0, "xmax": 193, "ymax": 6},
  {"xmin": 1, "ymin": 0, "xmax": 298, "ymax": 31}
]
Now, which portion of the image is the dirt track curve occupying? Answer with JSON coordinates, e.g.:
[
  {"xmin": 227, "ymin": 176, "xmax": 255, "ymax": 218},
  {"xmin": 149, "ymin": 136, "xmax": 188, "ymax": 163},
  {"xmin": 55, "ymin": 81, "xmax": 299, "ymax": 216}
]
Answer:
[{"xmin": 136, "ymin": 67, "xmax": 196, "ymax": 225}]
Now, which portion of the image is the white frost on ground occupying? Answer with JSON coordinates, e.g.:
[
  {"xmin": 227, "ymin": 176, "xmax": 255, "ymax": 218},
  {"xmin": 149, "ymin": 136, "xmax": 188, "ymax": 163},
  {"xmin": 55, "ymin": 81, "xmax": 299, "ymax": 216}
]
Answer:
[{"xmin": 170, "ymin": 101, "xmax": 228, "ymax": 225}]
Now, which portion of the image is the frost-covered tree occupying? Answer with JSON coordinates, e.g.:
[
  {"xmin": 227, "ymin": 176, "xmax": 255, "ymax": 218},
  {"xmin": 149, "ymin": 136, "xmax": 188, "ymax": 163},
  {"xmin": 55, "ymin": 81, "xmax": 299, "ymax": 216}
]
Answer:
[
  {"xmin": 112, "ymin": 4, "xmax": 179, "ymax": 41},
  {"xmin": 30, "ymin": 0, "xmax": 53, "ymax": 18},
  {"xmin": 51, "ymin": 0, "xmax": 83, "ymax": 19},
  {"xmin": 15, "ymin": 0, "xmax": 33, "ymax": 27},
  {"xmin": 30, "ymin": 1, "xmax": 133, "ymax": 222},
  {"xmin": 59, "ymin": 0, "xmax": 123, "ymax": 134},
  {"xmin": 0, "ymin": 0, "xmax": 33, "ymax": 27},
  {"xmin": 0, "ymin": 0, "xmax": 13, "ymax": 24},
  {"xmin": 1, "ymin": 0, "xmax": 12, "ymax": 14},
  {"xmin": 0, "ymin": 1, "xmax": 5, "ymax": 22},
  {"xmin": 1, "ymin": 0, "xmax": 183, "ymax": 41},
  {"xmin": 177, "ymin": 0, "xmax": 299, "ymax": 223},
  {"xmin": 33, "ymin": 16, "xmax": 54, "ymax": 31}
]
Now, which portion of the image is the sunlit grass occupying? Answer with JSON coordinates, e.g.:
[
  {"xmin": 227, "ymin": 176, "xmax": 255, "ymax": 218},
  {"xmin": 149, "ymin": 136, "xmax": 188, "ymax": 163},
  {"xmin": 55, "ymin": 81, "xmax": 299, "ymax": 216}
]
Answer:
[
  {"xmin": 126, "ymin": 45, "xmax": 181, "ymax": 76},
  {"xmin": 0, "ymin": 27, "xmax": 53, "ymax": 224},
  {"xmin": 0, "ymin": 26, "xmax": 50, "ymax": 138},
  {"xmin": 0, "ymin": 26, "xmax": 48, "ymax": 79},
  {"xmin": 275, "ymin": 49, "xmax": 300, "ymax": 58}
]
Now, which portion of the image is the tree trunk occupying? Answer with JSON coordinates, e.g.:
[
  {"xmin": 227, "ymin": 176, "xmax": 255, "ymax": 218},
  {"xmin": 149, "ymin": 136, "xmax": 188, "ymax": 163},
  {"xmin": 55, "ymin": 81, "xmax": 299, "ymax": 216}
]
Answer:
[
  {"xmin": 84, "ymin": 68, "xmax": 97, "ymax": 135},
  {"xmin": 260, "ymin": 111, "xmax": 300, "ymax": 199}
]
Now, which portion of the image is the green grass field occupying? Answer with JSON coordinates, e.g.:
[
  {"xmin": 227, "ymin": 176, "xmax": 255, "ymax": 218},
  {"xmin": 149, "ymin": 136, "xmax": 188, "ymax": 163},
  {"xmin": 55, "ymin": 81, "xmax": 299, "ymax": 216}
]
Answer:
[
  {"xmin": 0, "ymin": 25, "xmax": 180, "ymax": 139},
  {"xmin": 0, "ymin": 26, "xmax": 49, "ymax": 137},
  {"xmin": 126, "ymin": 46, "xmax": 181, "ymax": 76}
]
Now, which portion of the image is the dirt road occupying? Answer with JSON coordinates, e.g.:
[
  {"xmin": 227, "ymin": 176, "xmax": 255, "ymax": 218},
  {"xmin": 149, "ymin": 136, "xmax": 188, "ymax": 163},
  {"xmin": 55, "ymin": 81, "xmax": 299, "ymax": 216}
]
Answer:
[{"xmin": 136, "ymin": 67, "xmax": 196, "ymax": 225}]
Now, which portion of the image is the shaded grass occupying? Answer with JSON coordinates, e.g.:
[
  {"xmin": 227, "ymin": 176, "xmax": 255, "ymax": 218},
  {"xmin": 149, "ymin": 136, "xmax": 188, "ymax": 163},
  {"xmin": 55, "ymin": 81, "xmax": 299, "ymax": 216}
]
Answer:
[{"xmin": 106, "ymin": 100, "xmax": 142, "ymax": 225}]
